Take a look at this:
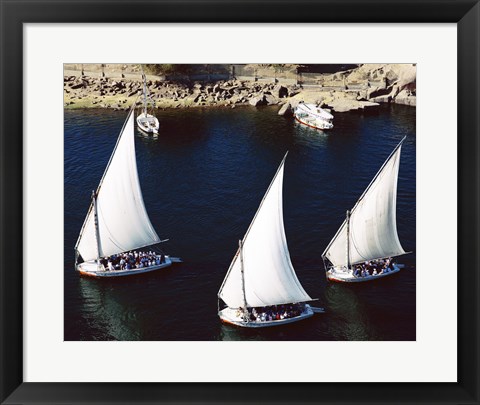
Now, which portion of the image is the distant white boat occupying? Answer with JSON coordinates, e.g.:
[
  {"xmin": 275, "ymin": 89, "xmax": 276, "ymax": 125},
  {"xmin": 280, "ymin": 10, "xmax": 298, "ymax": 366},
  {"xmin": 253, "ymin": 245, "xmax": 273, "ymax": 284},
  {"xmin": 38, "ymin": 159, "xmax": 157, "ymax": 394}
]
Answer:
[
  {"xmin": 294, "ymin": 102, "xmax": 333, "ymax": 130},
  {"xmin": 322, "ymin": 137, "xmax": 409, "ymax": 283},
  {"xmin": 218, "ymin": 153, "xmax": 320, "ymax": 327},
  {"xmin": 137, "ymin": 73, "xmax": 159, "ymax": 135},
  {"xmin": 75, "ymin": 105, "xmax": 180, "ymax": 278}
]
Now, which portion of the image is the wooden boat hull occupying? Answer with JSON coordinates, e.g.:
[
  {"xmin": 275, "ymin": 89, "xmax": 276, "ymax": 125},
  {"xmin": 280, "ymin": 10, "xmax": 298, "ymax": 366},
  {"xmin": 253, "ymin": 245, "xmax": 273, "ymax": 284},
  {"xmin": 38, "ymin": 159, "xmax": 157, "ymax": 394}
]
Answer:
[
  {"xmin": 327, "ymin": 264, "xmax": 401, "ymax": 283},
  {"xmin": 219, "ymin": 305, "xmax": 315, "ymax": 328},
  {"xmin": 76, "ymin": 256, "xmax": 181, "ymax": 278}
]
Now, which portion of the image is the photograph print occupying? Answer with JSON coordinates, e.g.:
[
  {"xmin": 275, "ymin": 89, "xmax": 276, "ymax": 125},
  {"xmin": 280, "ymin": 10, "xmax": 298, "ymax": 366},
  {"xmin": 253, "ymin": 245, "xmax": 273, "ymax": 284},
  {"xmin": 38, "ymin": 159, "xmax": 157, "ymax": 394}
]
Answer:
[{"xmin": 64, "ymin": 63, "xmax": 416, "ymax": 341}]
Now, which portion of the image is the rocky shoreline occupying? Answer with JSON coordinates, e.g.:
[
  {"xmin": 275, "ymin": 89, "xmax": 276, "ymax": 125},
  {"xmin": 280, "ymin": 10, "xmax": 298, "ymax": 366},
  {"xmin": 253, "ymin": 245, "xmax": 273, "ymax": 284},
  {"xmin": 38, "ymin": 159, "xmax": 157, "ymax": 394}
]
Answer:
[{"xmin": 64, "ymin": 64, "xmax": 416, "ymax": 114}]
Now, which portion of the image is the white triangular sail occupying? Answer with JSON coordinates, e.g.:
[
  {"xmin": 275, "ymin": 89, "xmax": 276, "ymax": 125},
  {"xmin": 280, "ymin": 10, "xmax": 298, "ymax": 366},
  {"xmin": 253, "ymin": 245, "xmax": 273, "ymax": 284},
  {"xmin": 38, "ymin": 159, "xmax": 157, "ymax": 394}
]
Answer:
[
  {"xmin": 322, "ymin": 139, "xmax": 406, "ymax": 267},
  {"xmin": 75, "ymin": 109, "xmax": 161, "ymax": 262},
  {"xmin": 218, "ymin": 155, "xmax": 312, "ymax": 308}
]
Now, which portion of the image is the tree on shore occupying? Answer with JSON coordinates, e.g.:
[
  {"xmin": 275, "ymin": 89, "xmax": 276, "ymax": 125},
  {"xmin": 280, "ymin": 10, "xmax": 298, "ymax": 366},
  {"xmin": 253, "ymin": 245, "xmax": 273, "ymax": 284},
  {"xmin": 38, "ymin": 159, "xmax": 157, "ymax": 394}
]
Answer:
[{"xmin": 143, "ymin": 64, "xmax": 190, "ymax": 75}]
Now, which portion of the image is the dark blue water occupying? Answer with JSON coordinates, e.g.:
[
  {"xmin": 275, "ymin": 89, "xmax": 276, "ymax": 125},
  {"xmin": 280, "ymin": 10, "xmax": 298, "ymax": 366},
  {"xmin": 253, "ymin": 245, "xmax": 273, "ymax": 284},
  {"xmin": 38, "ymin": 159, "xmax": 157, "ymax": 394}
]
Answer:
[{"xmin": 64, "ymin": 104, "xmax": 416, "ymax": 341}]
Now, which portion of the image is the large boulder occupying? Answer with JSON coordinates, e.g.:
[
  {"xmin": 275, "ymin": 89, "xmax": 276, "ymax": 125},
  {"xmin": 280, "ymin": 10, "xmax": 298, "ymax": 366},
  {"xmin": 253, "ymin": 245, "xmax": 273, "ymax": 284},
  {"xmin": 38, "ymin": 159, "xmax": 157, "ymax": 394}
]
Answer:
[
  {"xmin": 229, "ymin": 95, "xmax": 241, "ymax": 104},
  {"xmin": 367, "ymin": 86, "xmax": 390, "ymax": 100},
  {"xmin": 128, "ymin": 89, "xmax": 140, "ymax": 97},
  {"xmin": 394, "ymin": 89, "xmax": 416, "ymax": 106},
  {"xmin": 264, "ymin": 93, "xmax": 278, "ymax": 105},
  {"xmin": 70, "ymin": 82, "xmax": 84, "ymax": 89},
  {"xmin": 278, "ymin": 102, "xmax": 292, "ymax": 116},
  {"xmin": 249, "ymin": 94, "xmax": 266, "ymax": 106},
  {"xmin": 272, "ymin": 84, "xmax": 288, "ymax": 98},
  {"xmin": 370, "ymin": 95, "xmax": 391, "ymax": 104}
]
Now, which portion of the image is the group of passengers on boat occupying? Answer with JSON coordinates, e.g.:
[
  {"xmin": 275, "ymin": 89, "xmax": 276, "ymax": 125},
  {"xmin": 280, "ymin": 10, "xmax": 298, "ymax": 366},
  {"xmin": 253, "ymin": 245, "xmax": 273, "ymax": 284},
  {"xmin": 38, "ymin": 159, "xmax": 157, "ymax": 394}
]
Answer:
[
  {"xmin": 236, "ymin": 303, "xmax": 306, "ymax": 322},
  {"xmin": 353, "ymin": 257, "xmax": 395, "ymax": 278},
  {"xmin": 99, "ymin": 250, "xmax": 166, "ymax": 272}
]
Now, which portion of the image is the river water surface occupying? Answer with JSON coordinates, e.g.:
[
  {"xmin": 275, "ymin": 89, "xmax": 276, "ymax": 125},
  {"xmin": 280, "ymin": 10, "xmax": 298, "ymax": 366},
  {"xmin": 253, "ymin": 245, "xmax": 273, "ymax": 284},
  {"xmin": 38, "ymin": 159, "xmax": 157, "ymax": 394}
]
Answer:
[{"xmin": 64, "ymin": 104, "xmax": 416, "ymax": 341}]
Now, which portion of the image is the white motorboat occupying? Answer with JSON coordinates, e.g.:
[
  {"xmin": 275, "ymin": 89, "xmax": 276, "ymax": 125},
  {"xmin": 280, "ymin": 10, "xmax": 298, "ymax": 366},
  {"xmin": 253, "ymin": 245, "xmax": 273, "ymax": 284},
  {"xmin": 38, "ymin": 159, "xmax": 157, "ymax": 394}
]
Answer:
[
  {"xmin": 137, "ymin": 112, "xmax": 159, "ymax": 136},
  {"xmin": 294, "ymin": 102, "xmax": 334, "ymax": 130},
  {"xmin": 322, "ymin": 137, "xmax": 409, "ymax": 283},
  {"xmin": 74, "ymin": 105, "xmax": 181, "ymax": 278},
  {"xmin": 136, "ymin": 73, "xmax": 159, "ymax": 135},
  {"xmin": 218, "ymin": 153, "xmax": 321, "ymax": 327}
]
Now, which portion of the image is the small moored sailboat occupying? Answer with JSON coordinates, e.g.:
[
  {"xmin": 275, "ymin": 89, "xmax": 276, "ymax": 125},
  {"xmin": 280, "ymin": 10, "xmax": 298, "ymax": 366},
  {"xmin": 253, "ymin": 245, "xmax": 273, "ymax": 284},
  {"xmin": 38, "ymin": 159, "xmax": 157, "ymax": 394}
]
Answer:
[
  {"xmin": 136, "ymin": 73, "xmax": 159, "ymax": 135},
  {"xmin": 294, "ymin": 102, "xmax": 334, "ymax": 130},
  {"xmin": 218, "ymin": 153, "xmax": 321, "ymax": 327},
  {"xmin": 74, "ymin": 104, "xmax": 180, "ymax": 278},
  {"xmin": 322, "ymin": 137, "xmax": 409, "ymax": 282}
]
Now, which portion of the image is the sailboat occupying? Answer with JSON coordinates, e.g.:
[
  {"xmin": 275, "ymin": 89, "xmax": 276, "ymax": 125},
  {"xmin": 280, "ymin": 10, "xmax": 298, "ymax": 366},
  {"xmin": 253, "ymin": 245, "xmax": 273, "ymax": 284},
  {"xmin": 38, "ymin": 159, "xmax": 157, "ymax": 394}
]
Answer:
[
  {"xmin": 322, "ymin": 137, "xmax": 409, "ymax": 283},
  {"xmin": 218, "ymin": 153, "xmax": 321, "ymax": 328},
  {"xmin": 74, "ymin": 104, "xmax": 181, "ymax": 278},
  {"xmin": 136, "ymin": 73, "xmax": 159, "ymax": 135}
]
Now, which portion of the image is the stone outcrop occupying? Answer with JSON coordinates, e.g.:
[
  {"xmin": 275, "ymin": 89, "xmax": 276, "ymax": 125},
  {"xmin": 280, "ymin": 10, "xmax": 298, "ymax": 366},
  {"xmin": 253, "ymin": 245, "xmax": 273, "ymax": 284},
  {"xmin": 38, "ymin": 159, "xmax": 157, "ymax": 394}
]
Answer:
[
  {"xmin": 63, "ymin": 64, "xmax": 415, "ymax": 111},
  {"xmin": 349, "ymin": 64, "xmax": 416, "ymax": 106}
]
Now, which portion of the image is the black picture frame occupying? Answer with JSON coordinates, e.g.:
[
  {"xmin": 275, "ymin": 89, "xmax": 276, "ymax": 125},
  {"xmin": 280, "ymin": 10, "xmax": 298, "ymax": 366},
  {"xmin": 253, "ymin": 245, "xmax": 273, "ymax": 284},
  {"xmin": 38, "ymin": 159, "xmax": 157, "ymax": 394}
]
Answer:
[{"xmin": 1, "ymin": 1, "xmax": 478, "ymax": 404}]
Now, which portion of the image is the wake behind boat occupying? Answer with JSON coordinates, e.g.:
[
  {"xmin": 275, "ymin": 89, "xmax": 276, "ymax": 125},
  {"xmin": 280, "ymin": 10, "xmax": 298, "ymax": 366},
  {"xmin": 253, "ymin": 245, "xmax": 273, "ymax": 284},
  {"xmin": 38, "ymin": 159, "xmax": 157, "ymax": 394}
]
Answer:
[
  {"xmin": 294, "ymin": 102, "xmax": 334, "ymax": 130},
  {"xmin": 74, "ymin": 104, "xmax": 181, "ymax": 278},
  {"xmin": 137, "ymin": 72, "xmax": 159, "ymax": 135},
  {"xmin": 321, "ymin": 137, "xmax": 409, "ymax": 283},
  {"xmin": 217, "ymin": 153, "xmax": 320, "ymax": 328}
]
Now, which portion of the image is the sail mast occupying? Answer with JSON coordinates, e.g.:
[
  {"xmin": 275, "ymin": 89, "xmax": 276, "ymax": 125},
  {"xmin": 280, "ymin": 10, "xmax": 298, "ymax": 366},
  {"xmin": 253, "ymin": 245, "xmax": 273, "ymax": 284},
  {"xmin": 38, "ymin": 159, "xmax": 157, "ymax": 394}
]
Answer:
[
  {"xmin": 239, "ymin": 239, "xmax": 249, "ymax": 321},
  {"xmin": 346, "ymin": 210, "xmax": 350, "ymax": 270},
  {"xmin": 92, "ymin": 190, "xmax": 102, "ymax": 261},
  {"xmin": 142, "ymin": 67, "xmax": 147, "ymax": 116}
]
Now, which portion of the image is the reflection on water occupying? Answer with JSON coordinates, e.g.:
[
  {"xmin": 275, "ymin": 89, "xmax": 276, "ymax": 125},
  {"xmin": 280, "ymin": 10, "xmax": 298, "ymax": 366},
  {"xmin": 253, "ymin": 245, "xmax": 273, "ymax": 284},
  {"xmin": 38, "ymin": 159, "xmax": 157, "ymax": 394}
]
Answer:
[
  {"xmin": 65, "ymin": 104, "xmax": 416, "ymax": 341},
  {"xmin": 325, "ymin": 283, "xmax": 372, "ymax": 340},
  {"xmin": 293, "ymin": 121, "xmax": 330, "ymax": 148},
  {"xmin": 324, "ymin": 271, "xmax": 415, "ymax": 341},
  {"xmin": 78, "ymin": 277, "xmax": 139, "ymax": 340}
]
